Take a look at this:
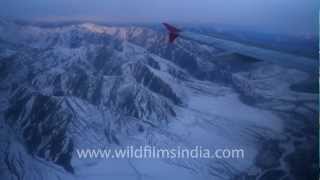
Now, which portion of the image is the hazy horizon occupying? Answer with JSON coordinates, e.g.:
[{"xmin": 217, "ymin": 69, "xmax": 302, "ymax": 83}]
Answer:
[{"xmin": 0, "ymin": 0, "xmax": 319, "ymax": 36}]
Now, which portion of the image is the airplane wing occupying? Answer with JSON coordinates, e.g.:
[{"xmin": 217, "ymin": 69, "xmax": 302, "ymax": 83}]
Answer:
[
  {"xmin": 169, "ymin": 33, "xmax": 179, "ymax": 43},
  {"xmin": 163, "ymin": 23, "xmax": 181, "ymax": 43},
  {"xmin": 162, "ymin": 23, "xmax": 317, "ymax": 74}
]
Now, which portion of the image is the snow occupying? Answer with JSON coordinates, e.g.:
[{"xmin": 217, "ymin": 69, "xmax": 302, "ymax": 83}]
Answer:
[
  {"xmin": 0, "ymin": 20, "xmax": 317, "ymax": 180},
  {"xmin": 187, "ymin": 93, "xmax": 283, "ymax": 132}
]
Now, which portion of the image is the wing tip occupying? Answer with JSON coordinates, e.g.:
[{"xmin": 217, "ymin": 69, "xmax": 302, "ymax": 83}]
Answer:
[{"xmin": 162, "ymin": 23, "xmax": 180, "ymax": 43}]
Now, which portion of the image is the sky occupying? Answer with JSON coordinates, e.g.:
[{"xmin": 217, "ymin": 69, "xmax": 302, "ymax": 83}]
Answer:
[{"xmin": 0, "ymin": 0, "xmax": 319, "ymax": 35}]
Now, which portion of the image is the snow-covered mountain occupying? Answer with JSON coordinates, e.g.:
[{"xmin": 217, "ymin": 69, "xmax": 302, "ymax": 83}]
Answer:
[{"xmin": 0, "ymin": 20, "xmax": 317, "ymax": 180}]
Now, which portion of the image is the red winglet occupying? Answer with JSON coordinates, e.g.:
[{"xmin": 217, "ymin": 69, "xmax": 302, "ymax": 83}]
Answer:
[{"xmin": 162, "ymin": 23, "xmax": 181, "ymax": 43}]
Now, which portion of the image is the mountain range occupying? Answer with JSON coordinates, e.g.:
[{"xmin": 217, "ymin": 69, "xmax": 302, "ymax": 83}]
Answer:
[{"xmin": 0, "ymin": 19, "xmax": 317, "ymax": 180}]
